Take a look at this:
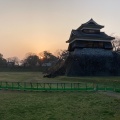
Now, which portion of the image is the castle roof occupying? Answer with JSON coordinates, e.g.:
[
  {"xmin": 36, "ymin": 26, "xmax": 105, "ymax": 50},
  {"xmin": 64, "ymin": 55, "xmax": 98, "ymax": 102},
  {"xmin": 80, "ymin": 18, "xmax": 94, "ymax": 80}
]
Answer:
[
  {"xmin": 66, "ymin": 30, "xmax": 115, "ymax": 43},
  {"xmin": 66, "ymin": 19, "xmax": 115, "ymax": 43},
  {"xmin": 77, "ymin": 18, "xmax": 104, "ymax": 30}
]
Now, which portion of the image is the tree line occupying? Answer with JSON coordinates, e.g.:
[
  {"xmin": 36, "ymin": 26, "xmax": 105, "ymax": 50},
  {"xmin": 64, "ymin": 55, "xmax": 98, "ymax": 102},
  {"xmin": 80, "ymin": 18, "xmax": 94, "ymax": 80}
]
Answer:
[{"xmin": 0, "ymin": 50, "xmax": 68, "ymax": 71}]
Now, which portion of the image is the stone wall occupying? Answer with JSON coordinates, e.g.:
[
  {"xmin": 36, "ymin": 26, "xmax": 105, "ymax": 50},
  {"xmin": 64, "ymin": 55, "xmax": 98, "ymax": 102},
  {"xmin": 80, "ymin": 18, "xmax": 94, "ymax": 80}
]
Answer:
[
  {"xmin": 72, "ymin": 48, "xmax": 113, "ymax": 57},
  {"xmin": 65, "ymin": 48, "xmax": 120, "ymax": 76},
  {"xmin": 44, "ymin": 48, "xmax": 120, "ymax": 77}
]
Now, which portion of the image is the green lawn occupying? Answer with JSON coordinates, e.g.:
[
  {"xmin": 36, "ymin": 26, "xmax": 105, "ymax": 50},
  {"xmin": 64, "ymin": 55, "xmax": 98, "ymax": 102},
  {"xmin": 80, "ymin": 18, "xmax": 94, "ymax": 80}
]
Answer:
[
  {"xmin": 0, "ymin": 91, "xmax": 120, "ymax": 120},
  {"xmin": 0, "ymin": 72, "xmax": 120, "ymax": 84},
  {"xmin": 0, "ymin": 72, "xmax": 120, "ymax": 120},
  {"xmin": 58, "ymin": 76, "xmax": 120, "ymax": 85}
]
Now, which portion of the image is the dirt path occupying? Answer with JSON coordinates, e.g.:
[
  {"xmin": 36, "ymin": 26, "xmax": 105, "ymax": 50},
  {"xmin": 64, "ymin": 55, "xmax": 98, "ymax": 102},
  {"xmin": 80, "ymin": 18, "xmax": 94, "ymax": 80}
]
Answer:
[{"xmin": 99, "ymin": 91, "xmax": 120, "ymax": 99}]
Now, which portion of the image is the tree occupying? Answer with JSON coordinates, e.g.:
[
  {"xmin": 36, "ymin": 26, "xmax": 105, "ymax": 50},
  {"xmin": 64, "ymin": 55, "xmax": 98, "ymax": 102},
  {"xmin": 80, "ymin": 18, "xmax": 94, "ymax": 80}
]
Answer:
[
  {"xmin": 22, "ymin": 53, "xmax": 40, "ymax": 67},
  {"xmin": 39, "ymin": 51, "xmax": 58, "ymax": 63},
  {"xmin": 112, "ymin": 35, "xmax": 120, "ymax": 51},
  {"xmin": 7, "ymin": 57, "xmax": 20, "ymax": 66},
  {"xmin": 56, "ymin": 49, "xmax": 69, "ymax": 60},
  {"xmin": 0, "ymin": 53, "xmax": 7, "ymax": 67}
]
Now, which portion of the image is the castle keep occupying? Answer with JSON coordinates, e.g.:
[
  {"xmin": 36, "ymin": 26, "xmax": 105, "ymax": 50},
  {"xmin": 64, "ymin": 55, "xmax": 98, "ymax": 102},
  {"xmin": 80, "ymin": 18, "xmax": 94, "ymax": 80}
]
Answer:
[
  {"xmin": 65, "ymin": 19, "xmax": 120, "ymax": 76},
  {"xmin": 67, "ymin": 18, "xmax": 114, "ymax": 52},
  {"xmin": 46, "ymin": 19, "xmax": 120, "ymax": 77}
]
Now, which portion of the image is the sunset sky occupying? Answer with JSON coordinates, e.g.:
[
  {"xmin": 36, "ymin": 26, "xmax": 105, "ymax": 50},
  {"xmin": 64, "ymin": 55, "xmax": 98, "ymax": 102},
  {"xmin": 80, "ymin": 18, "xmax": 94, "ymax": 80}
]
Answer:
[{"xmin": 0, "ymin": 0, "xmax": 120, "ymax": 59}]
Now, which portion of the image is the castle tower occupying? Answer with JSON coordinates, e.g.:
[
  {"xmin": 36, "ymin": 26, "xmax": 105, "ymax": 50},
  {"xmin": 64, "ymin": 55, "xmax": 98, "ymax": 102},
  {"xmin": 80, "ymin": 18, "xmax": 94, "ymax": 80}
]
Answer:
[
  {"xmin": 65, "ymin": 19, "xmax": 117, "ymax": 76},
  {"xmin": 66, "ymin": 18, "xmax": 114, "ymax": 53}
]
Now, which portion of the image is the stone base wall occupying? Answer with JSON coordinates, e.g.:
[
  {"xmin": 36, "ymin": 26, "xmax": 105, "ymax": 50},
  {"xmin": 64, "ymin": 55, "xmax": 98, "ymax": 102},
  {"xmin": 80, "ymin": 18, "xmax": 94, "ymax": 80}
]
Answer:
[
  {"xmin": 65, "ymin": 48, "xmax": 120, "ymax": 76},
  {"xmin": 71, "ymin": 48, "xmax": 113, "ymax": 57}
]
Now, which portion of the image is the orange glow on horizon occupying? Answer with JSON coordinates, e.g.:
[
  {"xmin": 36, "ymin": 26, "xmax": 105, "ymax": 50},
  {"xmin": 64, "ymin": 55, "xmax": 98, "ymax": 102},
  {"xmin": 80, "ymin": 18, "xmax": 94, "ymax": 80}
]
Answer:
[{"xmin": 0, "ymin": 0, "xmax": 120, "ymax": 60}]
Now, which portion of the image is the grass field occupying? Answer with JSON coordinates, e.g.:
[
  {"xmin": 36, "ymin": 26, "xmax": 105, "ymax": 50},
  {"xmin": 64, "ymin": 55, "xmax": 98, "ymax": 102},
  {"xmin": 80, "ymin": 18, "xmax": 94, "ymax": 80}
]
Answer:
[
  {"xmin": 0, "ymin": 72, "xmax": 120, "ymax": 84},
  {"xmin": 0, "ymin": 72, "xmax": 120, "ymax": 120}
]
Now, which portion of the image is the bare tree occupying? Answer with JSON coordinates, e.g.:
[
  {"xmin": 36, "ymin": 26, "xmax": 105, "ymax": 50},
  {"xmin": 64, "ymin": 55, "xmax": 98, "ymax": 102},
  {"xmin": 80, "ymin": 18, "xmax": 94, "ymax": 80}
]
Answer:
[
  {"xmin": 55, "ymin": 49, "xmax": 69, "ymax": 60},
  {"xmin": 7, "ymin": 57, "xmax": 20, "ymax": 66},
  {"xmin": 112, "ymin": 35, "xmax": 120, "ymax": 51},
  {"xmin": 0, "ymin": 53, "xmax": 7, "ymax": 67}
]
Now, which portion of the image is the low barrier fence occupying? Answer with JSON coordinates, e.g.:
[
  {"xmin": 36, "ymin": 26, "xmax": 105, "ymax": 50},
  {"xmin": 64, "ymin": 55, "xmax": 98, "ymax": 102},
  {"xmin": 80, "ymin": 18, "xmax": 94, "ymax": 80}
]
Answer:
[{"xmin": 0, "ymin": 81, "xmax": 120, "ymax": 92}]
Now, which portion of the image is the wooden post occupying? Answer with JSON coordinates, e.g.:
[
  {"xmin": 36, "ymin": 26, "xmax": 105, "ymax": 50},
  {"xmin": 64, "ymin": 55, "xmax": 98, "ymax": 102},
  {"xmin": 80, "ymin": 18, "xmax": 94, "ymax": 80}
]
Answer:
[
  {"xmin": 37, "ymin": 83, "xmax": 38, "ymax": 90},
  {"xmin": 57, "ymin": 83, "xmax": 58, "ymax": 90},
  {"xmin": 24, "ymin": 82, "xmax": 26, "ymax": 91}
]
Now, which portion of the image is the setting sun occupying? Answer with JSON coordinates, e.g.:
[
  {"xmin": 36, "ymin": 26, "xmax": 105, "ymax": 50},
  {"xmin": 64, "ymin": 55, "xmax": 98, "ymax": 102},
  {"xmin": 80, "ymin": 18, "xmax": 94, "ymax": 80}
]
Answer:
[{"xmin": 40, "ymin": 56, "xmax": 44, "ymax": 59}]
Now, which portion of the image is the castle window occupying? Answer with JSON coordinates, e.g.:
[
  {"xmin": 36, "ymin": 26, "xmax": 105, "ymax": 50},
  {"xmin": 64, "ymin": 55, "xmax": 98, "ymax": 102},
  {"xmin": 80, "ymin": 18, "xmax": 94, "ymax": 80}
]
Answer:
[
  {"xmin": 82, "ymin": 29, "xmax": 100, "ymax": 34},
  {"xmin": 86, "ymin": 41, "xmax": 103, "ymax": 48}
]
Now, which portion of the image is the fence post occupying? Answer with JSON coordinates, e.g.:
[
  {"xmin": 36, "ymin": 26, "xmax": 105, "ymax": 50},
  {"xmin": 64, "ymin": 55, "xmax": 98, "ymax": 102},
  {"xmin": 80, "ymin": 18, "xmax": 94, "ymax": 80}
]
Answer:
[
  {"xmin": 86, "ymin": 83, "xmax": 87, "ymax": 91},
  {"xmin": 30, "ymin": 83, "xmax": 32, "ymax": 91},
  {"xmin": 37, "ymin": 83, "xmax": 38, "ymax": 90},
  {"xmin": 50, "ymin": 83, "xmax": 52, "ymax": 90},
  {"xmin": 49, "ymin": 83, "xmax": 51, "ymax": 90},
  {"xmin": 6, "ymin": 82, "xmax": 8, "ymax": 90},
  {"xmin": 93, "ymin": 84, "xmax": 98, "ymax": 91},
  {"xmin": 64, "ymin": 83, "xmax": 65, "ymax": 91},
  {"xmin": 17, "ymin": 82, "xmax": 19, "ymax": 90},
  {"xmin": 113, "ymin": 84, "xmax": 116, "ymax": 92},
  {"xmin": 104, "ymin": 84, "xmax": 106, "ymax": 91},
  {"xmin": 24, "ymin": 82, "xmax": 26, "ymax": 91},
  {"xmin": 78, "ymin": 83, "xmax": 80, "ymax": 90},
  {"xmin": 0, "ymin": 81, "xmax": 2, "ymax": 90},
  {"xmin": 96, "ymin": 84, "xmax": 98, "ymax": 91},
  {"xmin": 57, "ymin": 83, "xmax": 58, "ymax": 90},
  {"xmin": 71, "ymin": 83, "xmax": 72, "ymax": 91},
  {"xmin": 44, "ymin": 83, "xmax": 45, "ymax": 90},
  {"xmin": 12, "ymin": 82, "xmax": 13, "ymax": 90}
]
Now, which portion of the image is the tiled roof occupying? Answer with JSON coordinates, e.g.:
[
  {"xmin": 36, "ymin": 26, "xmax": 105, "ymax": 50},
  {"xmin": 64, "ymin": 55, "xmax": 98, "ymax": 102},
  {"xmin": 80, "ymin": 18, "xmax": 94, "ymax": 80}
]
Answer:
[
  {"xmin": 72, "ymin": 30, "xmax": 113, "ymax": 39},
  {"xmin": 66, "ymin": 30, "xmax": 115, "ymax": 43},
  {"xmin": 66, "ymin": 19, "xmax": 115, "ymax": 43},
  {"xmin": 77, "ymin": 19, "xmax": 104, "ymax": 30}
]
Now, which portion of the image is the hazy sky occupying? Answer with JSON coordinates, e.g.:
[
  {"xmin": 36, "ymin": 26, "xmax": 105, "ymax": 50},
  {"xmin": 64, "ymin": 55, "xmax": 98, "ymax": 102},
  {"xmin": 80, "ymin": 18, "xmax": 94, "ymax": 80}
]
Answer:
[{"xmin": 0, "ymin": 0, "xmax": 120, "ymax": 59}]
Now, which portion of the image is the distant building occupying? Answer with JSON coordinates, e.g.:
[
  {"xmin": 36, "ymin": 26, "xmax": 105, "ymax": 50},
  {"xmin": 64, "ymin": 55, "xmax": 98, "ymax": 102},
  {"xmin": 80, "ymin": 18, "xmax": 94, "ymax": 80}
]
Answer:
[
  {"xmin": 7, "ymin": 62, "xmax": 15, "ymax": 67},
  {"xmin": 42, "ymin": 63, "xmax": 52, "ymax": 67}
]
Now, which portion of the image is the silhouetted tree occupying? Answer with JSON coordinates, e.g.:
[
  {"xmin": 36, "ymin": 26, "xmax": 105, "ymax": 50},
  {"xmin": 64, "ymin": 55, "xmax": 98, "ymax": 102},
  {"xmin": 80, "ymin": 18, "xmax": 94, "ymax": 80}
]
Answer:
[
  {"xmin": 112, "ymin": 35, "xmax": 120, "ymax": 51},
  {"xmin": 0, "ymin": 53, "xmax": 7, "ymax": 67},
  {"xmin": 7, "ymin": 57, "xmax": 20, "ymax": 66},
  {"xmin": 22, "ymin": 53, "xmax": 40, "ymax": 67},
  {"xmin": 56, "ymin": 49, "xmax": 69, "ymax": 60},
  {"xmin": 39, "ymin": 51, "xmax": 58, "ymax": 63}
]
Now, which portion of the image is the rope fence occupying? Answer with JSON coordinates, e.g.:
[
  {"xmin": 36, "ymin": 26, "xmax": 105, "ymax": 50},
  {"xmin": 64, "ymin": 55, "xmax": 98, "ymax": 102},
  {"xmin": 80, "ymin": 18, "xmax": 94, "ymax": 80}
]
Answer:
[{"xmin": 0, "ymin": 81, "xmax": 119, "ymax": 92}]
